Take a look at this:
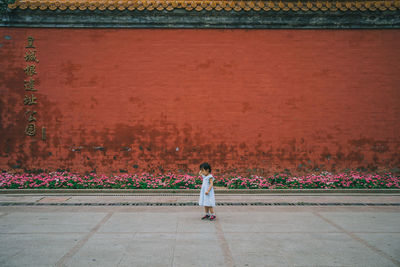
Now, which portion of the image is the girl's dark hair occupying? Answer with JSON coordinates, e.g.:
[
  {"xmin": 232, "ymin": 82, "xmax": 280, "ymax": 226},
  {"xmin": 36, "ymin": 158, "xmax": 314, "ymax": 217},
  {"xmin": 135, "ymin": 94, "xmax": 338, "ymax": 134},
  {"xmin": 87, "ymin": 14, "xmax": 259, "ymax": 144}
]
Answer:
[{"xmin": 199, "ymin": 162, "xmax": 212, "ymax": 173}]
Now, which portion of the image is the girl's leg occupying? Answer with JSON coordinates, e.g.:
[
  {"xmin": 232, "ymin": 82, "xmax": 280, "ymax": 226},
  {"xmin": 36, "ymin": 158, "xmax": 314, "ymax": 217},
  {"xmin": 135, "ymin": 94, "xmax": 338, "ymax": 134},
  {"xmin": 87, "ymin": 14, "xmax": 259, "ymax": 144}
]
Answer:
[
  {"xmin": 208, "ymin": 207, "xmax": 216, "ymax": 220},
  {"xmin": 201, "ymin": 206, "xmax": 210, "ymax": 219},
  {"xmin": 209, "ymin": 207, "xmax": 215, "ymax": 215}
]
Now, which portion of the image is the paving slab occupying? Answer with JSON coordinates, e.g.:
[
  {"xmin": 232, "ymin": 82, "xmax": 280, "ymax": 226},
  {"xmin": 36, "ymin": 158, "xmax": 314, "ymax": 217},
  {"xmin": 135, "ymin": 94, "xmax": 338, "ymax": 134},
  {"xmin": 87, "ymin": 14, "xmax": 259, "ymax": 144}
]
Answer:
[
  {"xmin": 0, "ymin": 233, "xmax": 81, "ymax": 267},
  {"xmin": 172, "ymin": 232, "xmax": 226, "ymax": 267},
  {"xmin": 319, "ymin": 212, "xmax": 400, "ymax": 233},
  {"xmin": 38, "ymin": 197, "xmax": 72, "ymax": 203},
  {"xmin": 0, "ymin": 195, "xmax": 43, "ymax": 203},
  {"xmin": 224, "ymin": 232, "xmax": 396, "ymax": 267},
  {"xmin": 0, "ymin": 204, "xmax": 399, "ymax": 267},
  {"xmin": 219, "ymin": 211, "xmax": 338, "ymax": 233},
  {"xmin": 67, "ymin": 233, "xmax": 176, "ymax": 267},
  {"xmin": 356, "ymin": 233, "xmax": 400, "ymax": 262},
  {"xmin": 0, "ymin": 212, "xmax": 107, "ymax": 234},
  {"xmin": 99, "ymin": 212, "xmax": 180, "ymax": 233}
]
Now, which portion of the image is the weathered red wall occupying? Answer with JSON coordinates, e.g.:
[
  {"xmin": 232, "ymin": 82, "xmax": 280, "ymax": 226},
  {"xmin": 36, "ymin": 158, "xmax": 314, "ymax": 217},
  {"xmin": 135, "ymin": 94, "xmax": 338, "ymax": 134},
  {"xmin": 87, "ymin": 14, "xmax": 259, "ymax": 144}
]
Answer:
[{"xmin": 0, "ymin": 28, "xmax": 399, "ymax": 175}]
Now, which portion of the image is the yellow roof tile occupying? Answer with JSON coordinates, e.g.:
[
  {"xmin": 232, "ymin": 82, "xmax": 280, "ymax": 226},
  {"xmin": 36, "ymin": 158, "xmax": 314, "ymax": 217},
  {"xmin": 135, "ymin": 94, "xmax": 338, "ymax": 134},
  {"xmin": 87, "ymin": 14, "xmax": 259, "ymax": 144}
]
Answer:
[{"xmin": 8, "ymin": 0, "xmax": 400, "ymax": 12}]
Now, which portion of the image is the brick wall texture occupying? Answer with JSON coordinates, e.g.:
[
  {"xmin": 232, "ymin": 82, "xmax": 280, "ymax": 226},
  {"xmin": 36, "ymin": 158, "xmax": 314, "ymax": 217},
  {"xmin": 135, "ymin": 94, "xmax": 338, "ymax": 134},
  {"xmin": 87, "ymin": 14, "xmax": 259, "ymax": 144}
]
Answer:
[{"xmin": 0, "ymin": 28, "xmax": 399, "ymax": 175}]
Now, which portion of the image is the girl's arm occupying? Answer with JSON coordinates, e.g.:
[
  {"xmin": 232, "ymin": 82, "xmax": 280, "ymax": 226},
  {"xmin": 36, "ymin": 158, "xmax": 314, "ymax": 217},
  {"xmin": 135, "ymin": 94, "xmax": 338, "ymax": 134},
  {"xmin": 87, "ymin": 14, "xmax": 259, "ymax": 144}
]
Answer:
[{"xmin": 206, "ymin": 179, "xmax": 213, "ymax": 195}]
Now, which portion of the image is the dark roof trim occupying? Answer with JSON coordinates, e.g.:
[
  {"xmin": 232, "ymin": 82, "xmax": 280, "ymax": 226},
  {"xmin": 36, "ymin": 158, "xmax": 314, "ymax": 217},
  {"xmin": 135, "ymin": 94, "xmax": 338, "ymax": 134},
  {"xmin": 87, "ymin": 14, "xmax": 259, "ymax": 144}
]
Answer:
[{"xmin": 1, "ymin": 8, "xmax": 400, "ymax": 28}]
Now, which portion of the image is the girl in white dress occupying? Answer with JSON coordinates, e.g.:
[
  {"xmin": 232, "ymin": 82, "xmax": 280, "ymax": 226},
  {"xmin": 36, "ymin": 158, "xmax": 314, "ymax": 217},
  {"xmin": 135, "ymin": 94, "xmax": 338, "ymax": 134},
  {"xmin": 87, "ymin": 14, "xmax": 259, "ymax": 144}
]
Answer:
[{"xmin": 198, "ymin": 162, "xmax": 216, "ymax": 221}]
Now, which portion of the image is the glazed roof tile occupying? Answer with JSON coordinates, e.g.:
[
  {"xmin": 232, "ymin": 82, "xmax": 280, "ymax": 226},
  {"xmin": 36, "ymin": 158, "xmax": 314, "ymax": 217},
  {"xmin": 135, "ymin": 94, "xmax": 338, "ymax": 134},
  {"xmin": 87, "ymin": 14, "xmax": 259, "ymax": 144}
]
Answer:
[{"xmin": 8, "ymin": 0, "xmax": 400, "ymax": 12}]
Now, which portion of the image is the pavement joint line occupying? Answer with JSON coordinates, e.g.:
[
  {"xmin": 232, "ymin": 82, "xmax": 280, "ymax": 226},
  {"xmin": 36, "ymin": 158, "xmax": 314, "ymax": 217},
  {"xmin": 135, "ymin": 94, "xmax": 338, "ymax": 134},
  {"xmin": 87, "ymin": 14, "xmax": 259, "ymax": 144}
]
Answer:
[
  {"xmin": 0, "ymin": 249, "xmax": 23, "ymax": 267},
  {"xmin": 116, "ymin": 253, "xmax": 125, "ymax": 267},
  {"xmin": 0, "ymin": 212, "xmax": 9, "ymax": 219},
  {"xmin": 36, "ymin": 196, "xmax": 45, "ymax": 202},
  {"xmin": 214, "ymin": 217, "xmax": 235, "ymax": 267},
  {"xmin": 170, "ymin": 216, "xmax": 179, "ymax": 267},
  {"xmin": 312, "ymin": 211, "xmax": 400, "ymax": 266},
  {"xmin": 54, "ymin": 211, "xmax": 114, "ymax": 267}
]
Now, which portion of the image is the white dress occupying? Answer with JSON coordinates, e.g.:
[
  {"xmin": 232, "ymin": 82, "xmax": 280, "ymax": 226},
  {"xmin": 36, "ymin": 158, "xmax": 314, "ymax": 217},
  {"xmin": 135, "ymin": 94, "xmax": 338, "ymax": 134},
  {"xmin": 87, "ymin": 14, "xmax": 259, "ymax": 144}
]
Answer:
[{"xmin": 198, "ymin": 174, "xmax": 216, "ymax": 207}]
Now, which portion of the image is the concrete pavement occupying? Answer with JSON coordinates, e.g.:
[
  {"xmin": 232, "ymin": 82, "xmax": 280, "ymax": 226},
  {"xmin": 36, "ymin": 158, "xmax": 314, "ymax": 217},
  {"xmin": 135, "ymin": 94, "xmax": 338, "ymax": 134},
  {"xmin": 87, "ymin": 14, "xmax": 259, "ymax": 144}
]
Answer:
[{"xmin": 0, "ymin": 193, "xmax": 399, "ymax": 267}]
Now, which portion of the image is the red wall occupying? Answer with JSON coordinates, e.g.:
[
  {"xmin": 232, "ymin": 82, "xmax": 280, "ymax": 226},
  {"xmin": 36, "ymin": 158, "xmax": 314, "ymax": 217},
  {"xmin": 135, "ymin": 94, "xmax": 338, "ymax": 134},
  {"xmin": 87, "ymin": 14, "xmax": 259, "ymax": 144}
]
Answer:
[{"xmin": 0, "ymin": 28, "xmax": 399, "ymax": 175}]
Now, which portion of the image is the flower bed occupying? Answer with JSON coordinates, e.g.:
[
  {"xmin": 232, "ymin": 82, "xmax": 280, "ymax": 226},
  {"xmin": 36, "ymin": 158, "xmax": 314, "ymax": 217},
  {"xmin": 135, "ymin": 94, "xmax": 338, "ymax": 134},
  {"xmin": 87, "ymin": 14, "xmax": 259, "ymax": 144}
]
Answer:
[
  {"xmin": 0, "ymin": 171, "xmax": 399, "ymax": 189},
  {"xmin": 224, "ymin": 172, "xmax": 400, "ymax": 189}
]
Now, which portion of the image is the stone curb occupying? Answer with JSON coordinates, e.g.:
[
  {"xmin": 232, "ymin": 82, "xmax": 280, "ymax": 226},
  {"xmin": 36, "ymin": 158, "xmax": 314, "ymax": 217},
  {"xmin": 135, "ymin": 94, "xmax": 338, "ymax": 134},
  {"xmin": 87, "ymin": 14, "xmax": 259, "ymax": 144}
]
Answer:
[
  {"xmin": 1, "ymin": 202, "xmax": 399, "ymax": 206},
  {"xmin": 1, "ymin": 189, "xmax": 400, "ymax": 194}
]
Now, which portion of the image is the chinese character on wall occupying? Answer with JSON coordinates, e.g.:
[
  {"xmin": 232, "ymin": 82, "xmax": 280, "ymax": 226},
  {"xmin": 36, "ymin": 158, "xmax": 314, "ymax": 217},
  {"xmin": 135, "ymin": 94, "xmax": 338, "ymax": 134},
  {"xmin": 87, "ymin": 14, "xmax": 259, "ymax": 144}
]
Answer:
[{"xmin": 23, "ymin": 36, "xmax": 39, "ymax": 137}]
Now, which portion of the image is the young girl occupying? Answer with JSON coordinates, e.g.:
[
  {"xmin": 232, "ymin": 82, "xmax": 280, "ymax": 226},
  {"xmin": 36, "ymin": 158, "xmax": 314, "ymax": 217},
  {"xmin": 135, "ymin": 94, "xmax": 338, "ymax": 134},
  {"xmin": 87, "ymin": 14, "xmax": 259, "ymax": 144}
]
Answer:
[{"xmin": 198, "ymin": 162, "xmax": 216, "ymax": 221}]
